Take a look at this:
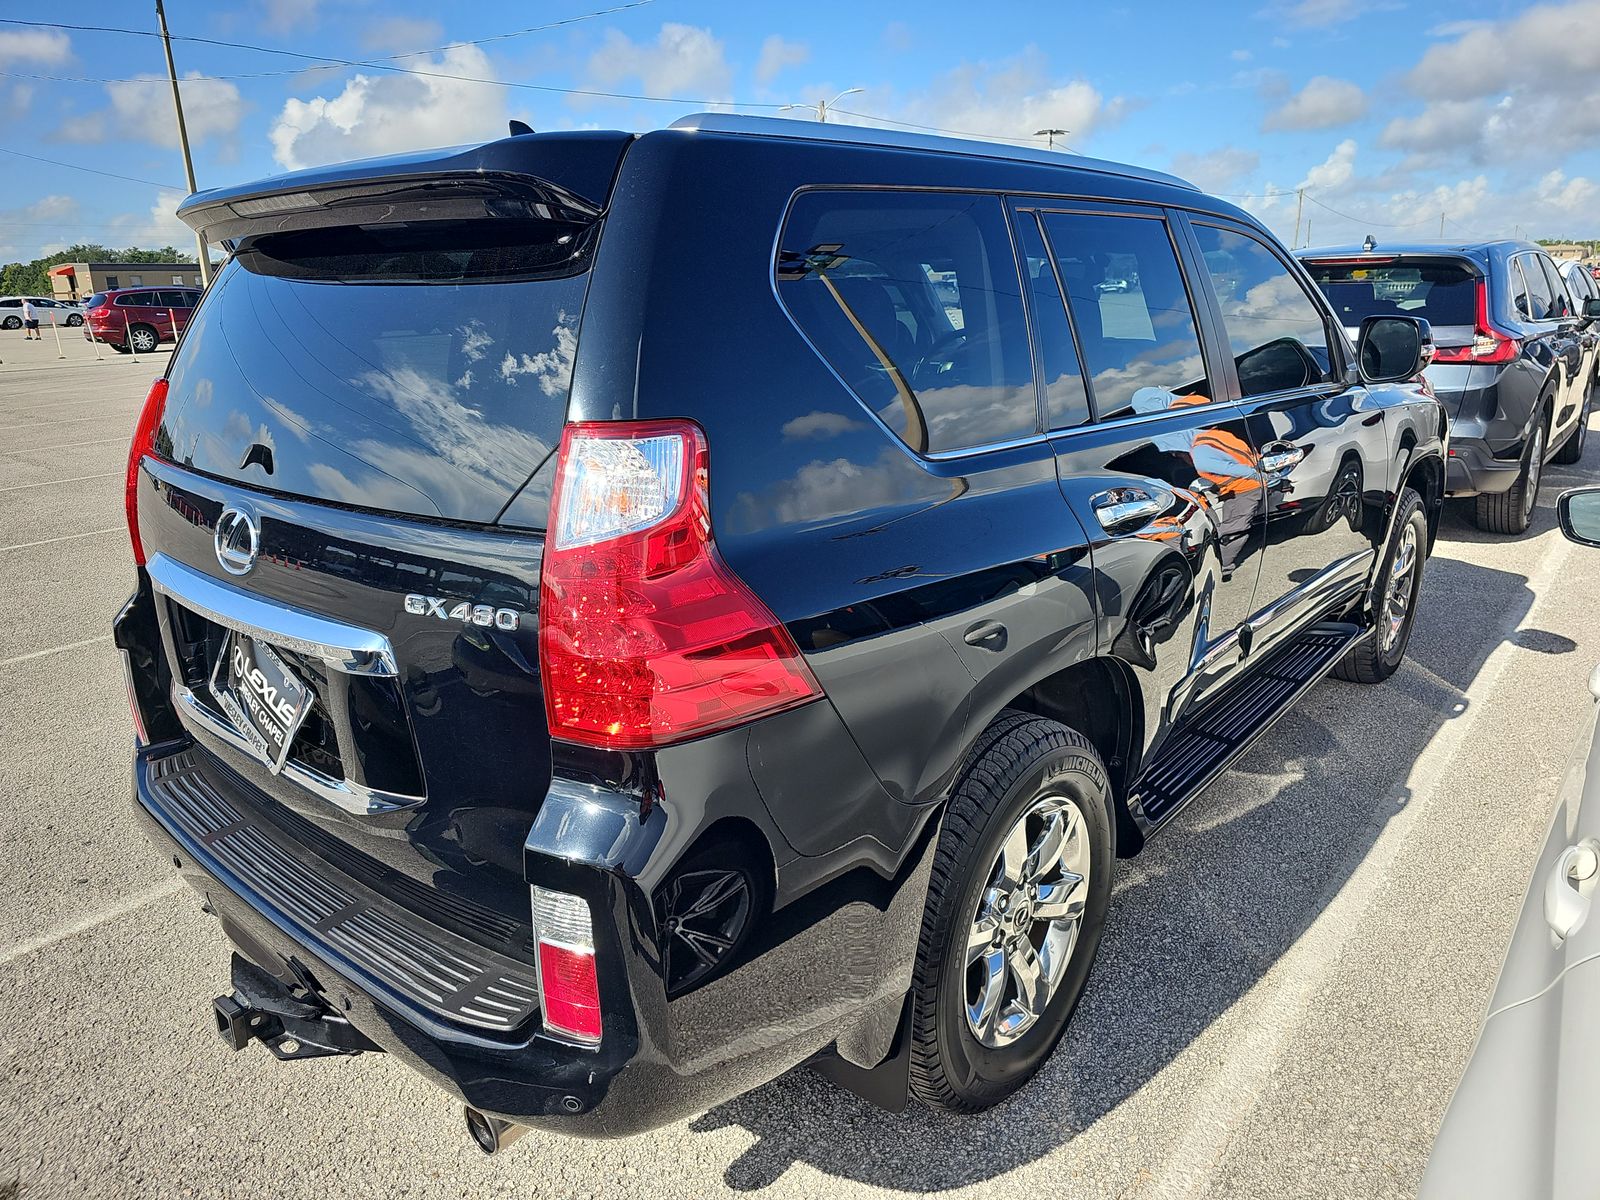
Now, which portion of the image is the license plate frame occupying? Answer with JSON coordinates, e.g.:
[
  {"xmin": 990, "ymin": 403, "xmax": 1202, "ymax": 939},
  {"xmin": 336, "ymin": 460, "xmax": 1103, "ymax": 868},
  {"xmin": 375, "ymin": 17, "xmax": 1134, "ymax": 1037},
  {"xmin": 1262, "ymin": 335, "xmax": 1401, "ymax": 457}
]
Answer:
[{"xmin": 209, "ymin": 629, "xmax": 315, "ymax": 774}]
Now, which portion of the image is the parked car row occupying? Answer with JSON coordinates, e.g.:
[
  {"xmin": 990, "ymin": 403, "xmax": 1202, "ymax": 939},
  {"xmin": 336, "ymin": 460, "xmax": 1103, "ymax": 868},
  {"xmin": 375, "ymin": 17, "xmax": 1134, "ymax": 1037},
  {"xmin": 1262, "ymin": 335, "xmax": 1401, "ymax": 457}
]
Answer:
[
  {"xmin": 104, "ymin": 114, "xmax": 1594, "ymax": 1173},
  {"xmin": 82, "ymin": 286, "xmax": 201, "ymax": 353},
  {"xmin": 0, "ymin": 294, "xmax": 83, "ymax": 327}
]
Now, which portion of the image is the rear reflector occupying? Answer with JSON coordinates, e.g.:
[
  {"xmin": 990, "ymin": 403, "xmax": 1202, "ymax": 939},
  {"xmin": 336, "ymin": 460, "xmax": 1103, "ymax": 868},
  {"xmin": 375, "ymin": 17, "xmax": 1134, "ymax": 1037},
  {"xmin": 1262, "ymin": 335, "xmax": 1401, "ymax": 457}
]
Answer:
[
  {"xmin": 531, "ymin": 887, "xmax": 601, "ymax": 1045},
  {"xmin": 539, "ymin": 419, "xmax": 822, "ymax": 750},
  {"xmin": 126, "ymin": 378, "xmax": 168, "ymax": 566}
]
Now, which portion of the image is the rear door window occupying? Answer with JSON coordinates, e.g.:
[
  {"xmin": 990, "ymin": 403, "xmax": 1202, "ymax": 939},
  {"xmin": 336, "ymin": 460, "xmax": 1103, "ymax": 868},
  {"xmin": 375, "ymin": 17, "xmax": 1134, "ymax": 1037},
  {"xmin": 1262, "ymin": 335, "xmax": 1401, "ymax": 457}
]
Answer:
[
  {"xmin": 1038, "ymin": 210, "xmax": 1212, "ymax": 420},
  {"xmin": 1192, "ymin": 224, "xmax": 1335, "ymax": 397},
  {"xmin": 1516, "ymin": 254, "xmax": 1557, "ymax": 321},
  {"xmin": 1538, "ymin": 255, "xmax": 1572, "ymax": 318},
  {"xmin": 776, "ymin": 190, "xmax": 1039, "ymax": 455}
]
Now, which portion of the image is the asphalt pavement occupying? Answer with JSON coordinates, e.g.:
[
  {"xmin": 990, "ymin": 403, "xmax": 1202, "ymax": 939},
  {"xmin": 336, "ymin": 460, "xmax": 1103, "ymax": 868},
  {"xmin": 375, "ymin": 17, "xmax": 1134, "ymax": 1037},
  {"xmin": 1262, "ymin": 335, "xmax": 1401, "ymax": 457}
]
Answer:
[{"xmin": 4, "ymin": 332, "xmax": 1600, "ymax": 1199}]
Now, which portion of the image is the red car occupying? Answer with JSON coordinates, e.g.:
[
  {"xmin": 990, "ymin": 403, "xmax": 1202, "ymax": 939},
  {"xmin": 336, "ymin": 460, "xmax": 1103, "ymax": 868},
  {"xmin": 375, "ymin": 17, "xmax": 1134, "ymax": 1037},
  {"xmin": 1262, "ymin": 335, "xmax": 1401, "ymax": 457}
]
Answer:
[{"xmin": 83, "ymin": 286, "xmax": 201, "ymax": 353}]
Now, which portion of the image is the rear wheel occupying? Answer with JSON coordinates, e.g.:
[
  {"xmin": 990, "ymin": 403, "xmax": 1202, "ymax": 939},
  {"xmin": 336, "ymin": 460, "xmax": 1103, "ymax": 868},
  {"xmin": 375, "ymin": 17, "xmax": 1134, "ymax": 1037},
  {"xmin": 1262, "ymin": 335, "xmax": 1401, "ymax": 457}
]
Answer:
[
  {"xmin": 1335, "ymin": 487, "xmax": 1426, "ymax": 685},
  {"xmin": 128, "ymin": 323, "xmax": 159, "ymax": 353},
  {"xmin": 908, "ymin": 711, "xmax": 1114, "ymax": 1113},
  {"xmin": 65, "ymin": 313, "xmax": 83, "ymax": 327},
  {"xmin": 1, "ymin": 316, "xmax": 19, "ymax": 330},
  {"xmin": 1554, "ymin": 383, "xmax": 1591, "ymax": 465},
  {"xmin": 1475, "ymin": 408, "xmax": 1546, "ymax": 535}
]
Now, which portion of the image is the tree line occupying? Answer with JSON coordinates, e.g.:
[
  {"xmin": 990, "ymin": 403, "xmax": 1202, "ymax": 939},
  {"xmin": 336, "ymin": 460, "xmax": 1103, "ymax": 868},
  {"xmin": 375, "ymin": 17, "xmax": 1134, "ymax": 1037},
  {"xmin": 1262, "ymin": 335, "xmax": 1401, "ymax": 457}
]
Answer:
[{"xmin": 0, "ymin": 243, "xmax": 195, "ymax": 298}]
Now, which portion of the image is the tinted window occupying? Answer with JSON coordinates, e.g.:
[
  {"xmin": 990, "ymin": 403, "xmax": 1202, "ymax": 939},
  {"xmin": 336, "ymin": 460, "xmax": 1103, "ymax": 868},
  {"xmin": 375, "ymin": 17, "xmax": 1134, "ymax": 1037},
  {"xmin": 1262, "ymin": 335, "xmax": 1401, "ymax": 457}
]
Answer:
[
  {"xmin": 84, "ymin": 293, "xmax": 107, "ymax": 309},
  {"xmin": 1015, "ymin": 213, "xmax": 1090, "ymax": 429},
  {"xmin": 1516, "ymin": 254, "xmax": 1557, "ymax": 321},
  {"xmin": 777, "ymin": 191, "xmax": 1038, "ymax": 454},
  {"xmin": 1538, "ymin": 255, "xmax": 1571, "ymax": 318},
  {"xmin": 156, "ymin": 290, "xmax": 191, "ymax": 308},
  {"xmin": 159, "ymin": 217, "xmax": 594, "ymax": 524},
  {"xmin": 1304, "ymin": 258, "xmax": 1477, "ymax": 329},
  {"xmin": 1039, "ymin": 210, "xmax": 1210, "ymax": 419},
  {"xmin": 105, "ymin": 276, "xmax": 118, "ymax": 289},
  {"xmin": 1194, "ymin": 225, "xmax": 1333, "ymax": 397},
  {"xmin": 0, "ymin": 299, "xmax": 18, "ymax": 308}
]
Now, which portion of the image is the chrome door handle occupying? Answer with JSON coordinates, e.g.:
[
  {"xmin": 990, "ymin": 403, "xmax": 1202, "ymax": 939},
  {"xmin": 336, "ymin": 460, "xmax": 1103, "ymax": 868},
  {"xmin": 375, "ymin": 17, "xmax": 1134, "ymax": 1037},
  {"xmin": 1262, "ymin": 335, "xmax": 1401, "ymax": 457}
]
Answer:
[
  {"xmin": 1544, "ymin": 839, "xmax": 1600, "ymax": 941},
  {"xmin": 1259, "ymin": 443, "xmax": 1305, "ymax": 474},
  {"xmin": 1090, "ymin": 487, "xmax": 1169, "ymax": 532}
]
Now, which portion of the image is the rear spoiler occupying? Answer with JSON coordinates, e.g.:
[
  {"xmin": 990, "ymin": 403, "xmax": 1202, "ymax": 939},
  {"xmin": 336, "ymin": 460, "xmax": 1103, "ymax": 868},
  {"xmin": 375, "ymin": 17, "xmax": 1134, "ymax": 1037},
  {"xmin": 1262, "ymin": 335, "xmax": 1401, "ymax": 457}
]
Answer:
[{"xmin": 177, "ymin": 131, "xmax": 634, "ymax": 245}]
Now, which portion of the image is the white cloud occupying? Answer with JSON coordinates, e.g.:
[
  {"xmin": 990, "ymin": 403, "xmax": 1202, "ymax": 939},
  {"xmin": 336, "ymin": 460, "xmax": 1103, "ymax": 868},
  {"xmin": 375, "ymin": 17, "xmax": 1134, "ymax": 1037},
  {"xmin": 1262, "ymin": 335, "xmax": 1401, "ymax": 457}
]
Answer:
[
  {"xmin": 270, "ymin": 45, "xmax": 507, "ymax": 171},
  {"xmin": 258, "ymin": 0, "xmax": 319, "ymax": 35},
  {"xmin": 1274, "ymin": 0, "xmax": 1395, "ymax": 28},
  {"xmin": 1263, "ymin": 76, "xmax": 1367, "ymax": 131},
  {"xmin": 0, "ymin": 30, "xmax": 70, "ymax": 67},
  {"xmin": 586, "ymin": 23, "xmax": 731, "ymax": 102},
  {"xmin": 1408, "ymin": 0, "xmax": 1600, "ymax": 100},
  {"xmin": 842, "ymin": 49, "xmax": 1132, "ymax": 150},
  {"xmin": 1170, "ymin": 146, "xmax": 1260, "ymax": 192},
  {"xmin": 358, "ymin": 17, "xmax": 443, "ymax": 52},
  {"xmin": 103, "ymin": 190, "xmax": 192, "ymax": 252},
  {"xmin": 755, "ymin": 35, "xmax": 809, "ymax": 84},
  {"xmin": 1538, "ymin": 169, "xmax": 1600, "ymax": 214},
  {"xmin": 1297, "ymin": 138, "xmax": 1358, "ymax": 192},
  {"xmin": 1231, "ymin": 49, "xmax": 1253, "ymax": 62},
  {"xmin": 58, "ymin": 73, "xmax": 245, "ymax": 149}
]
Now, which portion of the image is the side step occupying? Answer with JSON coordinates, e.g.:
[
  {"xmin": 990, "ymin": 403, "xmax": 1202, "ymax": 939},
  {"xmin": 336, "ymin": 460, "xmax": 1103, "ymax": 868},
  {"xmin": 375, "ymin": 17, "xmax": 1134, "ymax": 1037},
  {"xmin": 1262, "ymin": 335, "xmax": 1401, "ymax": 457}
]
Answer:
[{"xmin": 1130, "ymin": 622, "xmax": 1363, "ymax": 828}]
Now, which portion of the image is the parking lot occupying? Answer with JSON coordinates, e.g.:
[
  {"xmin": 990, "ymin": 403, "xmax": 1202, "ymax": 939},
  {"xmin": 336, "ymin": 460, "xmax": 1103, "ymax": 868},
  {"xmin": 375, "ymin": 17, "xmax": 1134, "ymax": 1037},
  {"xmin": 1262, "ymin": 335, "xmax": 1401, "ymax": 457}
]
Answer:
[{"xmin": 3, "ymin": 335, "xmax": 1600, "ymax": 1199}]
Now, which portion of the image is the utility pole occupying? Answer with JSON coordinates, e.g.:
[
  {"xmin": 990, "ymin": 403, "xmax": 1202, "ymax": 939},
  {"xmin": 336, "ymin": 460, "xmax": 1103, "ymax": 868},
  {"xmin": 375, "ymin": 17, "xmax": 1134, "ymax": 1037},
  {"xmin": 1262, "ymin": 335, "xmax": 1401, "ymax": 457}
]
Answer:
[
  {"xmin": 1034, "ymin": 128, "xmax": 1068, "ymax": 150},
  {"xmin": 1439, "ymin": 211, "xmax": 1446, "ymax": 238},
  {"xmin": 1293, "ymin": 188, "xmax": 1305, "ymax": 250},
  {"xmin": 154, "ymin": 0, "xmax": 210, "ymax": 286}
]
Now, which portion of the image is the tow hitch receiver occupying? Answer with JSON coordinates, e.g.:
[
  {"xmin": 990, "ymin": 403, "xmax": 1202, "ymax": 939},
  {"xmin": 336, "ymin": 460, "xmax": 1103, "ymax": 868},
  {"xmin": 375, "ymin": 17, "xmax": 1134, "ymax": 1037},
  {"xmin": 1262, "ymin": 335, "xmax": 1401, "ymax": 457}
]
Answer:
[{"xmin": 212, "ymin": 954, "xmax": 379, "ymax": 1061}]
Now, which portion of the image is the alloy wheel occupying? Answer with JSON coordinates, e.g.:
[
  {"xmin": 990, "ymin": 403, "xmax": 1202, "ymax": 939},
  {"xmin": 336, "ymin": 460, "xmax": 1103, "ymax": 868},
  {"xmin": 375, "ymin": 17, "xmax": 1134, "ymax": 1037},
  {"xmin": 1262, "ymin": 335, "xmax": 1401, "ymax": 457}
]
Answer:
[
  {"xmin": 964, "ymin": 794, "xmax": 1092, "ymax": 1049},
  {"xmin": 1524, "ymin": 425, "xmax": 1545, "ymax": 520},
  {"xmin": 1383, "ymin": 522, "xmax": 1418, "ymax": 652},
  {"xmin": 131, "ymin": 327, "xmax": 158, "ymax": 353}
]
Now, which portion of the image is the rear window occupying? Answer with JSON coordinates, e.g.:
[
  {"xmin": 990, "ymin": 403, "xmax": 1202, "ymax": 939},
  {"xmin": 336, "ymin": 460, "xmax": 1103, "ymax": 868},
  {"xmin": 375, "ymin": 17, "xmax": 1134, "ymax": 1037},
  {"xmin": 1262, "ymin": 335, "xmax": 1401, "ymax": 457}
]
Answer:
[
  {"xmin": 159, "ymin": 217, "xmax": 595, "ymax": 525},
  {"xmin": 1303, "ymin": 258, "xmax": 1477, "ymax": 329},
  {"xmin": 84, "ymin": 293, "xmax": 107, "ymax": 309},
  {"xmin": 776, "ymin": 190, "xmax": 1038, "ymax": 455}
]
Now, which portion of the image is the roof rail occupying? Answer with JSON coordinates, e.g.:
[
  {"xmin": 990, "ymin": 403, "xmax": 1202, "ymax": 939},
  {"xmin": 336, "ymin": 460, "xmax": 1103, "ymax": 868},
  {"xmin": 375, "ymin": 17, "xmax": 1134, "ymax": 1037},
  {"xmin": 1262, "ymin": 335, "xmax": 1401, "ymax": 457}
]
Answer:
[{"xmin": 667, "ymin": 112, "xmax": 1197, "ymax": 192}]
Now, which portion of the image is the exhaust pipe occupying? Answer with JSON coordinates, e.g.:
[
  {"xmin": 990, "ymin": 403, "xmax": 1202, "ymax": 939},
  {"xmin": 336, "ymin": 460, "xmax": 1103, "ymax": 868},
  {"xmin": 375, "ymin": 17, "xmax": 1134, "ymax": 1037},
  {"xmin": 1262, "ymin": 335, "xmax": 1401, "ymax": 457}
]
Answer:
[{"xmin": 463, "ymin": 1106, "xmax": 531, "ymax": 1155}]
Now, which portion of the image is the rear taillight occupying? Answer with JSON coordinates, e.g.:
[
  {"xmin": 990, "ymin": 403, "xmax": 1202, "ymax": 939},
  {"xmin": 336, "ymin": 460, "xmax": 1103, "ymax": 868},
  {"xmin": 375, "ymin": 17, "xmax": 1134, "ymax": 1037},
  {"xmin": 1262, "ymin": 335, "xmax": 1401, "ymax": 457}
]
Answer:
[
  {"xmin": 532, "ymin": 887, "xmax": 601, "ymax": 1045},
  {"xmin": 1430, "ymin": 280, "xmax": 1520, "ymax": 365},
  {"xmin": 538, "ymin": 419, "xmax": 822, "ymax": 750},
  {"xmin": 126, "ymin": 378, "xmax": 168, "ymax": 566}
]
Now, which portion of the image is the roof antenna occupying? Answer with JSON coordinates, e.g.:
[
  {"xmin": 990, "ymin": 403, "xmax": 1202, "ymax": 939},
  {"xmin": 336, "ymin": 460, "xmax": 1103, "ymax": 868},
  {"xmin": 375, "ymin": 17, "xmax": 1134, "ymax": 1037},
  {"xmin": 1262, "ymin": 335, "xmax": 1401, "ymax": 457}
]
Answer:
[
  {"xmin": 1362, "ymin": 234, "xmax": 1377, "ymax": 252},
  {"xmin": 509, "ymin": 119, "xmax": 534, "ymax": 137}
]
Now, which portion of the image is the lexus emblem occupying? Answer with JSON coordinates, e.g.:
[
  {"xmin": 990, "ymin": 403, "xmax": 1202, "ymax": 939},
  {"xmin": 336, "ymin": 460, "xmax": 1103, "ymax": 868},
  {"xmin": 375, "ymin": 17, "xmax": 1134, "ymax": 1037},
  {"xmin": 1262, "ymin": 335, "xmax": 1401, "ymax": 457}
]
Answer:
[{"xmin": 214, "ymin": 506, "xmax": 259, "ymax": 576}]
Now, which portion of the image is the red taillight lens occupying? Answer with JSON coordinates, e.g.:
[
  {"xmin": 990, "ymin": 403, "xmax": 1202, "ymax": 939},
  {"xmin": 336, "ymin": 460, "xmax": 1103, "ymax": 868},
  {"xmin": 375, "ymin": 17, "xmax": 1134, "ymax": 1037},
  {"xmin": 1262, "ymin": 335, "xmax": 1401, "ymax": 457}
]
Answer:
[
  {"xmin": 126, "ymin": 378, "xmax": 168, "ymax": 566},
  {"xmin": 532, "ymin": 887, "xmax": 602, "ymax": 1045},
  {"xmin": 539, "ymin": 419, "xmax": 822, "ymax": 750},
  {"xmin": 1431, "ymin": 280, "xmax": 1520, "ymax": 365}
]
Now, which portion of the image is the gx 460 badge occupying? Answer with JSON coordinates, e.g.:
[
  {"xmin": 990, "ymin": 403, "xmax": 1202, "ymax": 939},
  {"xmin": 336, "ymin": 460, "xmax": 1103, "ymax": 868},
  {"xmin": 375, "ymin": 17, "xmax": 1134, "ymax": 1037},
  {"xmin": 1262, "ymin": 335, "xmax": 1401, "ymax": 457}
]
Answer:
[{"xmin": 404, "ymin": 594, "xmax": 522, "ymax": 631}]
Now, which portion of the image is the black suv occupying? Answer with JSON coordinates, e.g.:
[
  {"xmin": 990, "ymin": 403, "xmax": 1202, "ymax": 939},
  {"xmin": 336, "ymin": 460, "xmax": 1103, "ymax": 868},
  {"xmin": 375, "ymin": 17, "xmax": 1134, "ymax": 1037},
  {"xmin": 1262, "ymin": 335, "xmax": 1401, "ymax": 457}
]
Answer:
[
  {"xmin": 114, "ymin": 116, "xmax": 1444, "ymax": 1147},
  {"xmin": 1300, "ymin": 240, "xmax": 1596, "ymax": 534}
]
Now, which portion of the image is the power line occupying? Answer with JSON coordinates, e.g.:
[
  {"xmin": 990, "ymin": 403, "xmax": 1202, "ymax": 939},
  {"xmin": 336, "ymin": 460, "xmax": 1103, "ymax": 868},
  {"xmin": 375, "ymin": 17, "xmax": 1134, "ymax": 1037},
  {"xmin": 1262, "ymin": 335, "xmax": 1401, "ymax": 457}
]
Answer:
[
  {"xmin": 0, "ymin": 146, "xmax": 179, "ymax": 190},
  {"xmin": 1298, "ymin": 191, "xmax": 1434, "ymax": 230}
]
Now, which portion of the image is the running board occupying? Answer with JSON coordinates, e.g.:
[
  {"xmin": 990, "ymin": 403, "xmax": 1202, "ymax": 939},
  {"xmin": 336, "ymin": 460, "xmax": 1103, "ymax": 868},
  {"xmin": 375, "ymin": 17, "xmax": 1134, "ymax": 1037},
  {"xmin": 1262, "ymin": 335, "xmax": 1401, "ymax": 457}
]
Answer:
[{"xmin": 1130, "ymin": 622, "xmax": 1364, "ymax": 829}]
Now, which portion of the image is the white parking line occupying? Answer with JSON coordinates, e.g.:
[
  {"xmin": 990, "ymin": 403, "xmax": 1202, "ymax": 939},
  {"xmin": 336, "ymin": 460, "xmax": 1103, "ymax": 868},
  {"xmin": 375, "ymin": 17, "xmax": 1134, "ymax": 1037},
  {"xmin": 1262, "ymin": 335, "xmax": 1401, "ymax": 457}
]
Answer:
[
  {"xmin": 1161, "ymin": 529, "xmax": 1580, "ymax": 1198},
  {"xmin": 6, "ymin": 434, "xmax": 129, "ymax": 453},
  {"xmin": 0, "ymin": 526, "xmax": 121, "ymax": 552},
  {"xmin": 0, "ymin": 471, "xmax": 117, "ymax": 493},
  {"xmin": 0, "ymin": 634, "xmax": 113, "ymax": 668},
  {"xmin": 0, "ymin": 878, "xmax": 183, "ymax": 967},
  {"xmin": 0, "ymin": 413, "xmax": 134, "ymax": 432}
]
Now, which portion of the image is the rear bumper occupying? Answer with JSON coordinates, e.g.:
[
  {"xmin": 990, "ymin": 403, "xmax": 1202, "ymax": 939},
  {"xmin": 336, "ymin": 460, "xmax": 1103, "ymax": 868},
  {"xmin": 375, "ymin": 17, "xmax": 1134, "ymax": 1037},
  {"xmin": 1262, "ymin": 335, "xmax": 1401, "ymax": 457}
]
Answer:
[
  {"xmin": 85, "ymin": 325, "xmax": 124, "ymax": 347},
  {"xmin": 131, "ymin": 723, "xmax": 929, "ymax": 1137},
  {"xmin": 1445, "ymin": 437, "xmax": 1523, "ymax": 496}
]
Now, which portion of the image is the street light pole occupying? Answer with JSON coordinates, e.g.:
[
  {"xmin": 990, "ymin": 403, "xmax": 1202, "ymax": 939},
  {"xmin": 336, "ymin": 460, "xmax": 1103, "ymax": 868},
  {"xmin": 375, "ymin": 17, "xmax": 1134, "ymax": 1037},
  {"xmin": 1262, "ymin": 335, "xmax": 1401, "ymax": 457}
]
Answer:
[
  {"xmin": 154, "ymin": 0, "xmax": 210, "ymax": 286},
  {"xmin": 1034, "ymin": 128, "xmax": 1068, "ymax": 150},
  {"xmin": 782, "ymin": 88, "xmax": 863, "ymax": 123}
]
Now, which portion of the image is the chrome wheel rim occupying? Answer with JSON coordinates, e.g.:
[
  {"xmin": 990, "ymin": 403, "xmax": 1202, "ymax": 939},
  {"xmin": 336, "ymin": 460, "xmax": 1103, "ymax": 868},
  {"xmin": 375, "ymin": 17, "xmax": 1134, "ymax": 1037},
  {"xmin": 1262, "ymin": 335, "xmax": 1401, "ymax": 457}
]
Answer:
[
  {"xmin": 1383, "ymin": 522, "xmax": 1418, "ymax": 652},
  {"xmin": 1525, "ymin": 425, "xmax": 1544, "ymax": 518},
  {"xmin": 964, "ymin": 794, "xmax": 1091, "ymax": 1049},
  {"xmin": 131, "ymin": 328, "xmax": 156, "ymax": 352}
]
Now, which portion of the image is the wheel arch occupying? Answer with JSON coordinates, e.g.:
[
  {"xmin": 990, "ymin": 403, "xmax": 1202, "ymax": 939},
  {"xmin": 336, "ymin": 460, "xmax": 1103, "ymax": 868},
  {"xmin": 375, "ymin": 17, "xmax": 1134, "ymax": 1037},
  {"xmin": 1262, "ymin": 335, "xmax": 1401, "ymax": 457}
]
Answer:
[{"xmin": 1000, "ymin": 655, "xmax": 1146, "ymax": 857}]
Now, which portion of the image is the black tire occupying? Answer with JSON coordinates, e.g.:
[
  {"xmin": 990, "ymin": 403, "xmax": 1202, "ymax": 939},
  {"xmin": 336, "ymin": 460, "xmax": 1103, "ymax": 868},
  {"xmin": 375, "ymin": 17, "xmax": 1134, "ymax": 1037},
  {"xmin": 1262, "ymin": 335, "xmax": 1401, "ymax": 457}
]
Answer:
[
  {"xmin": 65, "ymin": 313, "xmax": 82, "ymax": 327},
  {"xmin": 1, "ymin": 316, "xmax": 18, "ymax": 330},
  {"xmin": 111, "ymin": 343, "xmax": 131, "ymax": 355},
  {"xmin": 128, "ymin": 323, "xmax": 159, "ymax": 354},
  {"xmin": 1335, "ymin": 487, "xmax": 1426, "ymax": 684},
  {"xmin": 1554, "ymin": 382, "xmax": 1591, "ymax": 465},
  {"xmin": 1475, "ymin": 404, "xmax": 1547, "ymax": 535},
  {"xmin": 908, "ymin": 710, "xmax": 1115, "ymax": 1113}
]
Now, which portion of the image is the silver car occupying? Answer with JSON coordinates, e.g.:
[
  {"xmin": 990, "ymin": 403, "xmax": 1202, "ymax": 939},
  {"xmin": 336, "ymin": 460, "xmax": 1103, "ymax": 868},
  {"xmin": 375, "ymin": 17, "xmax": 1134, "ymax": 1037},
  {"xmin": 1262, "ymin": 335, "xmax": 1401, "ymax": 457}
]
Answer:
[
  {"xmin": 0, "ymin": 295, "xmax": 85, "ymax": 328},
  {"xmin": 1422, "ymin": 486, "xmax": 1600, "ymax": 1198}
]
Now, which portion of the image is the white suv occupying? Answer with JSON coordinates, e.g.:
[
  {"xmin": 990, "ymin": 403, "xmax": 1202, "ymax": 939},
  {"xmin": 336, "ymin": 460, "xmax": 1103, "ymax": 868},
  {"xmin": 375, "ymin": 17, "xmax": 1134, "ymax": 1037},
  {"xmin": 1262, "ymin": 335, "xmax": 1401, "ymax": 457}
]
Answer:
[{"xmin": 0, "ymin": 295, "xmax": 85, "ymax": 329}]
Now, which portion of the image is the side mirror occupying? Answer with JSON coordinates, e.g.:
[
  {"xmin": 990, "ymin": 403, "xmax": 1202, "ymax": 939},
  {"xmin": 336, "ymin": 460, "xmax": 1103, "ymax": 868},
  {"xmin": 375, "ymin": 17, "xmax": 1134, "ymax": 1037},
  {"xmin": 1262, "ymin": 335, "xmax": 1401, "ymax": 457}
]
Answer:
[
  {"xmin": 1558, "ymin": 487, "xmax": 1600, "ymax": 547},
  {"xmin": 1356, "ymin": 315, "xmax": 1434, "ymax": 384},
  {"xmin": 1584, "ymin": 297, "xmax": 1600, "ymax": 320}
]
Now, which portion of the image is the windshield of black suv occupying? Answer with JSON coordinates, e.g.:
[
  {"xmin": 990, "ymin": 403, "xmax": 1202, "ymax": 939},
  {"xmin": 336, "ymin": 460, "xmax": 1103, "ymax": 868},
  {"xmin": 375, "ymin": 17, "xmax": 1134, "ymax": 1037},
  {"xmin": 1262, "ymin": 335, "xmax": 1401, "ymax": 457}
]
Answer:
[
  {"xmin": 1303, "ymin": 258, "xmax": 1477, "ymax": 329},
  {"xmin": 158, "ymin": 218, "xmax": 595, "ymax": 524}
]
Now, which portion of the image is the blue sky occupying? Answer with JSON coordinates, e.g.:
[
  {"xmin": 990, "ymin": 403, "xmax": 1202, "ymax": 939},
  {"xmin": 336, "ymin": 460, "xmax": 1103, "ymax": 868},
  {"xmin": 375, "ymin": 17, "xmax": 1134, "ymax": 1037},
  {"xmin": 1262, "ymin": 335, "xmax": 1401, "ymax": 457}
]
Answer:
[{"xmin": 1, "ymin": 0, "xmax": 1597, "ymax": 264}]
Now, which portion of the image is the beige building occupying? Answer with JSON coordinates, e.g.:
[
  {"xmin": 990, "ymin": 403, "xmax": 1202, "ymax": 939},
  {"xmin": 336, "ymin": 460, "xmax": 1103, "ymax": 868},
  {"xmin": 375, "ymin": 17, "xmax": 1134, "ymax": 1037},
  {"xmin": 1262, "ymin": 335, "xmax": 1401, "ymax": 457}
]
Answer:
[
  {"xmin": 1543, "ymin": 243, "xmax": 1590, "ymax": 263},
  {"xmin": 48, "ymin": 262, "xmax": 203, "ymax": 301}
]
